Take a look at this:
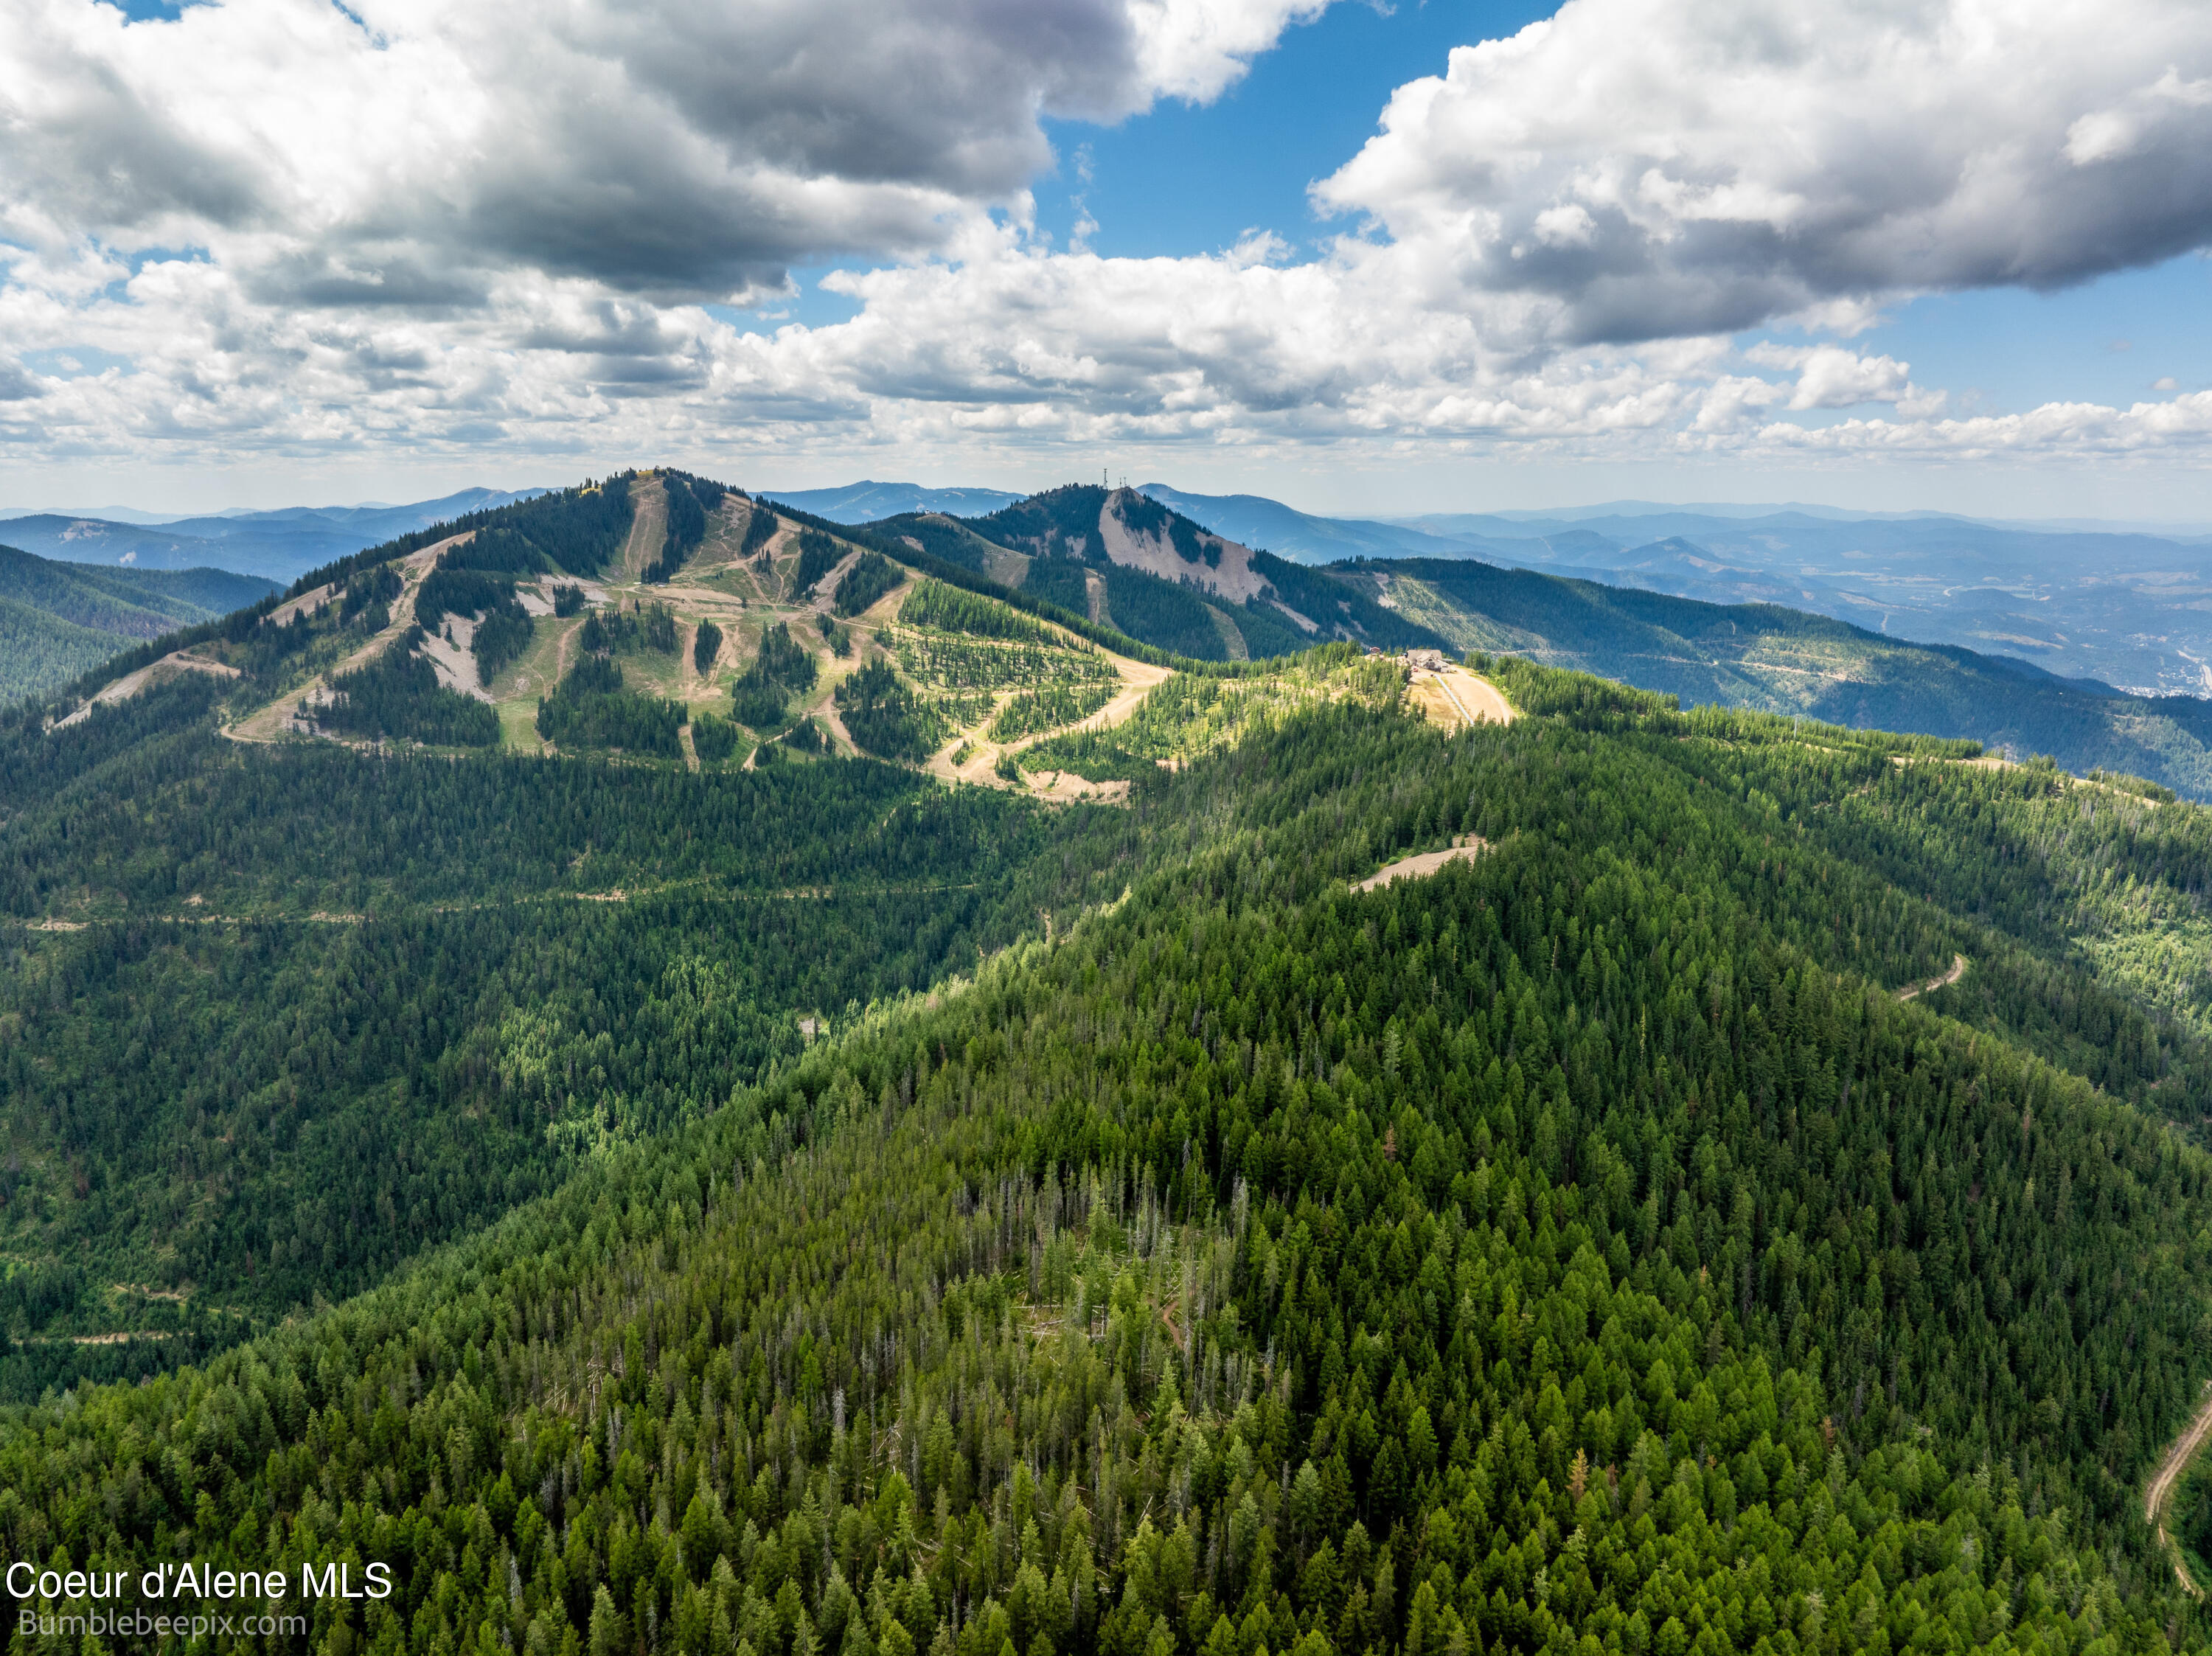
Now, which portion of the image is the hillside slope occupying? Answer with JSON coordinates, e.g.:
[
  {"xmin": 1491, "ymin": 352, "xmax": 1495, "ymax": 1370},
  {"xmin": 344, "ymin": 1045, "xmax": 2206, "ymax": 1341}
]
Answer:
[
  {"xmin": 0, "ymin": 543, "xmax": 276, "ymax": 700},
  {"xmin": 878, "ymin": 484, "xmax": 1449, "ymax": 661},
  {"xmin": 1338, "ymin": 554, "xmax": 2212, "ymax": 801},
  {"xmin": 10, "ymin": 671, "xmax": 2212, "ymax": 1652}
]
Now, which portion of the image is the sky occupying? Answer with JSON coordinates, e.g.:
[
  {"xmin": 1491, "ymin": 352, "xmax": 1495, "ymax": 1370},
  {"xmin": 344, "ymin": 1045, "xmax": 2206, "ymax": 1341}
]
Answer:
[{"xmin": 4, "ymin": 0, "xmax": 2212, "ymax": 519}]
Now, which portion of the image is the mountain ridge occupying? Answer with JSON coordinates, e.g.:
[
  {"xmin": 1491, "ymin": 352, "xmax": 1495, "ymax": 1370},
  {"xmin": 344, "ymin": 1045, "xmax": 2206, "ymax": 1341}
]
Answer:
[
  {"xmin": 0, "ymin": 542, "xmax": 277, "ymax": 701},
  {"xmin": 0, "ymin": 486, "xmax": 548, "ymax": 583}
]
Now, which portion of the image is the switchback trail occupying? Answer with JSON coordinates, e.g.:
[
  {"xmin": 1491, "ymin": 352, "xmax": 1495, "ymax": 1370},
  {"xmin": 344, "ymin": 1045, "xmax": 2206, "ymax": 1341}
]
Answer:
[{"xmin": 2146, "ymin": 1382, "xmax": 2212, "ymax": 1597}]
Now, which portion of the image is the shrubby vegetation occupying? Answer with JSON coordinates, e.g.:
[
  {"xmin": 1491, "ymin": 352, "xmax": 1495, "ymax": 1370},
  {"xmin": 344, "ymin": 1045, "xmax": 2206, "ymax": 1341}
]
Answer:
[
  {"xmin": 742, "ymin": 502, "xmax": 783, "ymax": 560},
  {"xmin": 416, "ymin": 566, "xmax": 513, "ymax": 633},
  {"xmin": 872, "ymin": 513, "xmax": 999, "ymax": 574},
  {"xmin": 692, "ymin": 712, "xmax": 743, "ymax": 764},
  {"xmin": 1101, "ymin": 567, "xmax": 1230, "ymax": 660},
  {"xmin": 971, "ymin": 482, "xmax": 1111, "ymax": 560},
  {"xmin": 894, "ymin": 636, "xmax": 1111, "ymax": 695},
  {"xmin": 583, "ymin": 602, "xmax": 681, "ymax": 658},
  {"xmin": 990, "ymin": 681, "xmax": 1119, "ymax": 742},
  {"xmin": 1025, "ymin": 649, "xmax": 1399, "ymax": 781},
  {"xmin": 0, "ymin": 689, "xmax": 1123, "ymax": 1391},
  {"xmin": 1231, "ymin": 598, "xmax": 1318, "ymax": 661},
  {"xmin": 649, "ymin": 472, "xmax": 732, "ymax": 585},
  {"xmin": 0, "ymin": 593, "xmax": 137, "ymax": 702},
  {"xmin": 461, "ymin": 477, "xmax": 637, "ymax": 579},
  {"xmin": 901, "ymin": 580, "xmax": 1057, "ymax": 644},
  {"xmin": 1118, "ymin": 487, "xmax": 1214, "ymax": 562},
  {"xmin": 734, "ymin": 624, "xmax": 820, "ymax": 731},
  {"xmin": 473, "ymin": 594, "xmax": 535, "ymax": 685},
  {"xmin": 339, "ymin": 563, "xmax": 402, "ymax": 631},
  {"xmin": 794, "ymin": 531, "xmax": 845, "ymax": 599},
  {"xmin": 1020, "ymin": 557, "xmax": 1093, "ymax": 618}
]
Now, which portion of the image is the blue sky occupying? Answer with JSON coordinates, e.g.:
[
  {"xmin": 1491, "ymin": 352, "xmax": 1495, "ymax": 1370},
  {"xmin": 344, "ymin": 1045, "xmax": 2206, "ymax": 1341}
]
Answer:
[
  {"xmin": 7, "ymin": 0, "xmax": 2212, "ymax": 518},
  {"xmin": 799, "ymin": 0, "xmax": 2212, "ymax": 449},
  {"xmin": 1040, "ymin": 1, "xmax": 1564, "ymax": 262}
]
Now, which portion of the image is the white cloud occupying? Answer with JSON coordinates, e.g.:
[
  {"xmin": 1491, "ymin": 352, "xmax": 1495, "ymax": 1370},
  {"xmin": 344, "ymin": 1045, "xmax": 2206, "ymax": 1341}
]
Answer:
[
  {"xmin": 1, "ymin": 0, "xmax": 2210, "ymax": 484},
  {"xmin": 1738, "ymin": 392, "xmax": 2212, "ymax": 459},
  {"xmin": 1315, "ymin": 0, "xmax": 2212, "ymax": 344},
  {"xmin": 1743, "ymin": 343, "xmax": 1942, "ymax": 414},
  {"xmin": 0, "ymin": 0, "xmax": 1326, "ymax": 303},
  {"xmin": 1126, "ymin": 0, "xmax": 1334, "ymax": 104}
]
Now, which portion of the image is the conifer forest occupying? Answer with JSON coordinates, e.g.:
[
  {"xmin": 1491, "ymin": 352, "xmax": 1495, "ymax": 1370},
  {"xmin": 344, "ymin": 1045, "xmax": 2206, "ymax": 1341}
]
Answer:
[{"xmin": 5, "ymin": 476, "xmax": 2212, "ymax": 1656}]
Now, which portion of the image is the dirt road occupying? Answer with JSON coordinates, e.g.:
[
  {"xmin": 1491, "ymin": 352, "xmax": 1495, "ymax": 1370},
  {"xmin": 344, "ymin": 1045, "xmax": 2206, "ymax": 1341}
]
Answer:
[
  {"xmin": 617, "ymin": 476, "xmax": 669, "ymax": 581},
  {"xmin": 51, "ymin": 651, "xmax": 239, "ymax": 730},
  {"xmin": 224, "ymin": 530, "xmax": 472, "ymax": 744},
  {"xmin": 2146, "ymin": 1383, "xmax": 2212, "ymax": 1596},
  {"xmin": 925, "ymin": 641, "xmax": 1169, "ymax": 792},
  {"xmin": 1896, "ymin": 953, "xmax": 1968, "ymax": 1002},
  {"xmin": 1066, "ymin": 655, "xmax": 1173, "ymax": 736}
]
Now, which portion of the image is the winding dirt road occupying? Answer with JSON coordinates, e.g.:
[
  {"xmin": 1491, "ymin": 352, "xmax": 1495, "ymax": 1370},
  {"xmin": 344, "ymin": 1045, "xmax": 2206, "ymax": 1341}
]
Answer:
[
  {"xmin": 925, "ymin": 639, "xmax": 1169, "ymax": 794},
  {"xmin": 1896, "ymin": 953, "xmax": 1968, "ymax": 1002},
  {"xmin": 2147, "ymin": 1384, "xmax": 2212, "ymax": 1597}
]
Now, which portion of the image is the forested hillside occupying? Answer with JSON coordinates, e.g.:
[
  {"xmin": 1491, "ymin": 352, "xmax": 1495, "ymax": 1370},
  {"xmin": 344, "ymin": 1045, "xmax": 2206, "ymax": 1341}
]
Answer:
[
  {"xmin": 0, "ymin": 669, "xmax": 1144, "ymax": 1397},
  {"xmin": 0, "ymin": 543, "xmax": 276, "ymax": 700},
  {"xmin": 871, "ymin": 487, "xmax": 1442, "ymax": 663},
  {"xmin": 12, "ymin": 650, "xmax": 2212, "ymax": 1652},
  {"xmin": 16, "ymin": 478, "xmax": 2212, "ymax": 1652},
  {"xmin": 1340, "ymin": 558, "xmax": 2212, "ymax": 802}
]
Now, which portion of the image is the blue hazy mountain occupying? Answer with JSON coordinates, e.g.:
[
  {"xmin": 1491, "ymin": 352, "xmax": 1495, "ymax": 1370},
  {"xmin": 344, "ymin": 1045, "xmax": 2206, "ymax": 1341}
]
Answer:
[
  {"xmin": 763, "ymin": 480, "xmax": 1025, "ymax": 522},
  {"xmin": 0, "ymin": 487, "xmax": 546, "ymax": 582},
  {"xmin": 1129, "ymin": 483, "xmax": 1462, "ymax": 562},
  {"xmin": 1130, "ymin": 489, "xmax": 2212, "ymax": 699}
]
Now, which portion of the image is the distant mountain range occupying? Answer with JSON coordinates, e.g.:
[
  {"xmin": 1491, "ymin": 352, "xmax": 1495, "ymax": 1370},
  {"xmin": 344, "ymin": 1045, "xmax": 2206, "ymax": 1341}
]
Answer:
[
  {"xmin": 856, "ymin": 484, "xmax": 2212, "ymax": 796},
  {"xmin": 760, "ymin": 481, "xmax": 1026, "ymax": 523},
  {"xmin": 1132, "ymin": 486, "xmax": 2212, "ymax": 701},
  {"xmin": 769, "ymin": 479, "xmax": 2212, "ymax": 697},
  {"xmin": 0, "ymin": 544, "xmax": 277, "ymax": 702},
  {"xmin": 1328, "ymin": 555, "xmax": 2212, "ymax": 798},
  {"xmin": 19, "ymin": 468, "xmax": 2212, "ymax": 793},
  {"xmin": 29, "ymin": 479, "xmax": 2207, "ymax": 698},
  {"xmin": 0, "ymin": 487, "xmax": 546, "ymax": 583}
]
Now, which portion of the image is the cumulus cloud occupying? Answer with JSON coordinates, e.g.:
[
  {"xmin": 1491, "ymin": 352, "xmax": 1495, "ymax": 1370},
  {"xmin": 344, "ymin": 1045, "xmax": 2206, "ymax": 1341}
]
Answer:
[
  {"xmin": 1742, "ymin": 344, "xmax": 1944, "ymax": 417},
  {"xmin": 1736, "ymin": 392, "xmax": 2212, "ymax": 459},
  {"xmin": 1315, "ymin": 0, "xmax": 2212, "ymax": 344},
  {"xmin": 2, "ymin": 0, "xmax": 2211, "ymax": 481},
  {"xmin": 1, "ymin": 0, "xmax": 1326, "ymax": 305}
]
